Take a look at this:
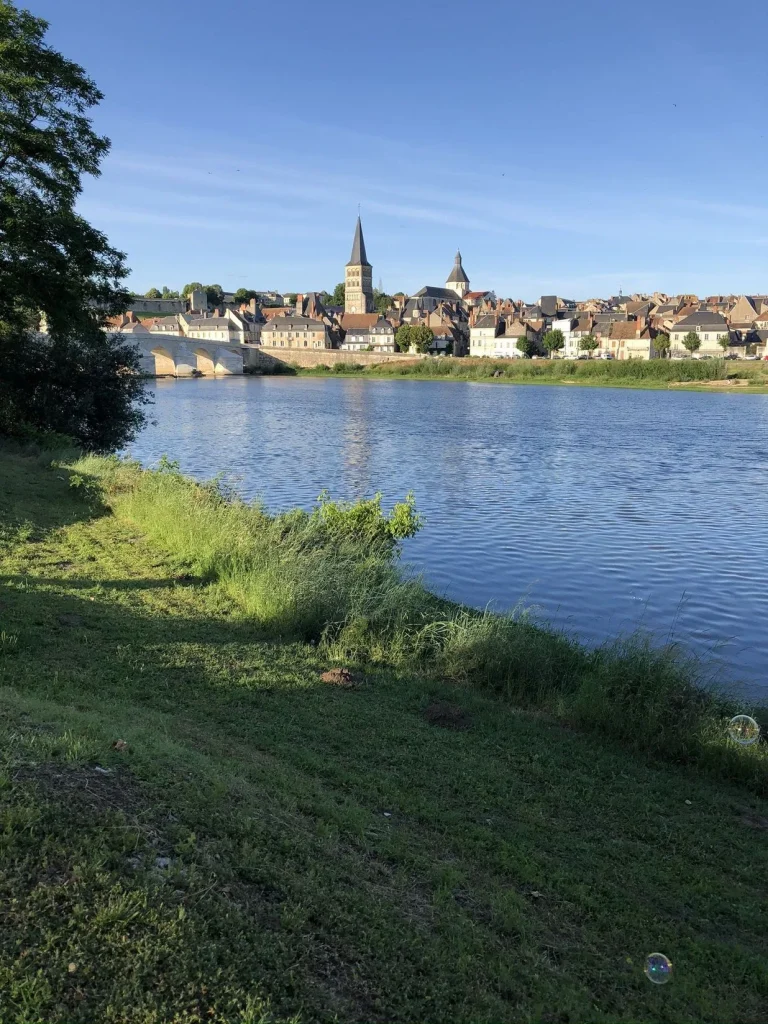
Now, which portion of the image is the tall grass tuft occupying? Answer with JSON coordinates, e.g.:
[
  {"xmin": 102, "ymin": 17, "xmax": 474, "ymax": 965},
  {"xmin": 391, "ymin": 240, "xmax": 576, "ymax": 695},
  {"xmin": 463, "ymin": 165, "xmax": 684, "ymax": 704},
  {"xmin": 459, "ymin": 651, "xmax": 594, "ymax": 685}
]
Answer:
[{"xmin": 72, "ymin": 455, "xmax": 768, "ymax": 793}]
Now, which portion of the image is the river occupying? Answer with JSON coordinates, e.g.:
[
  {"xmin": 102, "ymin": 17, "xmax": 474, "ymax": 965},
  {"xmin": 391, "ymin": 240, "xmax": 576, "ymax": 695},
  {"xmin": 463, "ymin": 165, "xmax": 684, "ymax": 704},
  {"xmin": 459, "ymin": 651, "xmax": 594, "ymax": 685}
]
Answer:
[{"xmin": 129, "ymin": 375, "xmax": 768, "ymax": 697}]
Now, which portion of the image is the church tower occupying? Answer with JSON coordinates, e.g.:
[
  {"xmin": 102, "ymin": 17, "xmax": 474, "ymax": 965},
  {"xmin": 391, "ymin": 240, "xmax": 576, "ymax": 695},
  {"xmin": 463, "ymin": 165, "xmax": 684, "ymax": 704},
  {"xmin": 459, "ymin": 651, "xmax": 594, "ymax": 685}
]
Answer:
[
  {"xmin": 345, "ymin": 216, "xmax": 374, "ymax": 314},
  {"xmin": 446, "ymin": 250, "xmax": 469, "ymax": 299}
]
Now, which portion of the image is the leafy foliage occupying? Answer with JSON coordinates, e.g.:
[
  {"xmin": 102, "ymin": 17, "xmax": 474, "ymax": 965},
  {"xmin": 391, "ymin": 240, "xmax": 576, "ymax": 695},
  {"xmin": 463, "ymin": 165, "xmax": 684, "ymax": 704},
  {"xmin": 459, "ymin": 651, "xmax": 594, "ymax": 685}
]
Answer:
[
  {"xmin": 515, "ymin": 335, "xmax": 534, "ymax": 358},
  {"xmin": 181, "ymin": 281, "xmax": 204, "ymax": 298},
  {"xmin": 144, "ymin": 287, "xmax": 162, "ymax": 299},
  {"xmin": 373, "ymin": 288, "xmax": 393, "ymax": 314},
  {"xmin": 204, "ymin": 284, "xmax": 224, "ymax": 308},
  {"xmin": 0, "ymin": 0, "xmax": 146, "ymax": 451},
  {"xmin": 395, "ymin": 324, "xmax": 412, "ymax": 352},
  {"xmin": 332, "ymin": 282, "xmax": 345, "ymax": 306},
  {"xmin": 411, "ymin": 324, "xmax": 435, "ymax": 354},
  {"xmin": 578, "ymin": 333, "xmax": 599, "ymax": 357},
  {"xmin": 542, "ymin": 329, "xmax": 565, "ymax": 357},
  {"xmin": 717, "ymin": 333, "xmax": 730, "ymax": 353},
  {"xmin": 654, "ymin": 332, "xmax": 671, "ymax": 357},
  {"xmin": 683, "ymin": 331, "xmax": 701, "ymax": 355}
]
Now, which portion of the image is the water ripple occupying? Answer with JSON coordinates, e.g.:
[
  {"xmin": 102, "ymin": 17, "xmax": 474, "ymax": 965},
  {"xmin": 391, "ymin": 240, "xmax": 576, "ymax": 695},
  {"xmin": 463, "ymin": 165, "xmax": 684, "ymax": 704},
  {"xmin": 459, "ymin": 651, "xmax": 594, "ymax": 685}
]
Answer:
[{"xmin": 129, "ymin": 376, "xmax": 768, "ymax": 697}]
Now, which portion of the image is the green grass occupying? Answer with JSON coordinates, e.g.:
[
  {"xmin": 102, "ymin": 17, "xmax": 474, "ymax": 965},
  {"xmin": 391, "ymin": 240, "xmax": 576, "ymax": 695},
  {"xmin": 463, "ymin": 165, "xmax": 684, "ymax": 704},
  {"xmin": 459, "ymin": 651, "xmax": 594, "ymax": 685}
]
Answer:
[
  {"xmin": 1, "ymin": 444, "xmax": 767, "ymax": 1022},
  {"xmin": 296, "ymin": 357, "xmax": 768, "ymax": 391}
]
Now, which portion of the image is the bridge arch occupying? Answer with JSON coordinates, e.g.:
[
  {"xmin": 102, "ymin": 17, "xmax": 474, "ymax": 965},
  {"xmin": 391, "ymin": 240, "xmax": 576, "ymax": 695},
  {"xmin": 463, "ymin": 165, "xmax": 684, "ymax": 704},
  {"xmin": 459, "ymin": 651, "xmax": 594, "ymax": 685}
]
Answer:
[
  {"xmin": 194, "ymin": 348, "xmax": 215, "ymax": 375},
  {"xmin": 151, "ymin": 347, "xmax": 176, "ymax": 376}
]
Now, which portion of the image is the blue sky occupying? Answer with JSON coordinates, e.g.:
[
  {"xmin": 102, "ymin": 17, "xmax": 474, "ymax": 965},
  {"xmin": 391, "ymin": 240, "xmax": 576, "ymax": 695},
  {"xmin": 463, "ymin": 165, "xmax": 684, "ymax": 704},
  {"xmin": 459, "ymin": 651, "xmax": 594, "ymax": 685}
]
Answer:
[{"xmin": 28, "ymin": 0, "xmax": 768, "ymax": 299}]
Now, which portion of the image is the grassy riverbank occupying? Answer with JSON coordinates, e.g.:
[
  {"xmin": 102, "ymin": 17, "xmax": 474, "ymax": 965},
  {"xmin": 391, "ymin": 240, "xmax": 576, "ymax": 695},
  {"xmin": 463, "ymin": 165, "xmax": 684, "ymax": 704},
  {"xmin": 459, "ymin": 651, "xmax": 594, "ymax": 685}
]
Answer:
[
  {"xmin": 1, "ymin": 444, "xmax": 767, "ymax": 1022},
  {"xmin": 292, "ymin": 357, "xmax": 768, "ymax": 392}
]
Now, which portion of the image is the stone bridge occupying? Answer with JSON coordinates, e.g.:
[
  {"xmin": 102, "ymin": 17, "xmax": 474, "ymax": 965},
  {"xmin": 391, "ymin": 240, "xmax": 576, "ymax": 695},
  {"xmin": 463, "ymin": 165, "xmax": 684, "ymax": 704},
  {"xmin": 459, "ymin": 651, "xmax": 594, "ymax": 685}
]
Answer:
[{"xmin": 133, "ymin": 337, "xmax": 244, "ymax": 377}]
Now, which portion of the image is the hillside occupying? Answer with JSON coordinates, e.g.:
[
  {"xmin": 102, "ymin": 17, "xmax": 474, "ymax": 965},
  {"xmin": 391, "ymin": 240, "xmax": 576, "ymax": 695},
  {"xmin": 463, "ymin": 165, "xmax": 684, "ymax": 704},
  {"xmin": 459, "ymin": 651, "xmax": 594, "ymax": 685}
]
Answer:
[{"xmin": 0, "ymin": 445, "xmax": 766, "ymax": 1023}]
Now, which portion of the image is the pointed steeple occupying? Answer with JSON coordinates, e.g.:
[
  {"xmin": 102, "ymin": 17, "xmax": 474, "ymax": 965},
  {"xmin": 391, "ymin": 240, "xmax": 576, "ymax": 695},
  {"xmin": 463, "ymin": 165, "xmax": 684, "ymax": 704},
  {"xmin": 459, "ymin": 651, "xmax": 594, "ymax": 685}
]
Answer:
[
  {"xmin": 347, "ymin": 216, "xmax": 370, "ymax": 267},
  {"xmin": 447, "ymin": 249, "xmax": 469, "ymax": 285}
]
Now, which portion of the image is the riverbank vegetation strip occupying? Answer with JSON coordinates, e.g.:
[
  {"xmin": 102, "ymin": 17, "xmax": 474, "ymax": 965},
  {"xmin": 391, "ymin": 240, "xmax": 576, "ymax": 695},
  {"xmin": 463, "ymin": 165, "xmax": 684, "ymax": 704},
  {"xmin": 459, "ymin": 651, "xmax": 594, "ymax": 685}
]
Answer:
[
  {"xmin": 1, "ymin": 443, "xmax": 767, "ymax": 1022},
  {"xmin": 289, "ymin": 356, "xmax": 768, "ymax": 390}
]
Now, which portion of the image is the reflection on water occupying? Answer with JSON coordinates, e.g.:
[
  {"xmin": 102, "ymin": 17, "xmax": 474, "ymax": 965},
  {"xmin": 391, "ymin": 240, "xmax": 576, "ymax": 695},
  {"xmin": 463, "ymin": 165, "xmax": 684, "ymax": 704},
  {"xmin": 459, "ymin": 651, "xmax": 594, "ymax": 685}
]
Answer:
[{"xmin": 130, "ymin": 375, "xmax": 768, "ymax": 697}]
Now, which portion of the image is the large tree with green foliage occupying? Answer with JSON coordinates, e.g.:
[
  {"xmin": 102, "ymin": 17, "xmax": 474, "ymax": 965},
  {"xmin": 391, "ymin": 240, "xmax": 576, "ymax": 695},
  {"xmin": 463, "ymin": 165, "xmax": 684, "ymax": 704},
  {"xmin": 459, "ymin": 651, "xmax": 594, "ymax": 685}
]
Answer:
[
  {"xmin": 233, "ymin": 288, "xmax": 258, "ymax": 305},
  {"xmin": 373, "ymin": 289, "xmax": 393, "ymax": 315},
  {"xmin": 144, "ymin": 287, "xmax": 162, "ymax": 299},
  {"xmin": 0, "ymin": 0, "xmax": 147, "ymax": 450},
  {"xmin": 515, "ymin": 335, "xmax": 534, "ymax": 358},
  {"xmin": 654, "ymin": 332, "xmax": 670, "ymax": 358},
  {"xmin": 411, "ymin": 325, "xmax": 435, "ymax": 354},
  {"xmin": 395, "ymin": 324, "xmax": 412, "ymax": 352},
  {"xmin": 181, "ymin": 282, "xmax": 204, "ymax": 298},
  {"xmin": 332, "ymin": 282, "xmax": 345, "ymax": 306},
  {"xmin": 682, "ymin": 331, "xmax": 701, "ymax": 356},
  {"xmin": 542, "ymin": 329, "xmax": 565, "ymax": 358},
  {"xmin": 204, "ymin": 284, "xmax": 224, "ymax": 308},
  {"xmin": 717, "ymin": 333, "xmax": 730, "ymax": 355},
  {"xmin": 578, "ymin": 333, "xmax": 599, "ymax": 358}
]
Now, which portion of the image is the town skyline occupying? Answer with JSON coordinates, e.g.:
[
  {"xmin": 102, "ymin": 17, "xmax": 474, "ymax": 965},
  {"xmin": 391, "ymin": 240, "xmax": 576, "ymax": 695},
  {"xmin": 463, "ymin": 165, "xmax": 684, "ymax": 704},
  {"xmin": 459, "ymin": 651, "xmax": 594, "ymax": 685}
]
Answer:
[{"xmin": 27, "ymin": 0, "xmax": 768, "ymax": 299}]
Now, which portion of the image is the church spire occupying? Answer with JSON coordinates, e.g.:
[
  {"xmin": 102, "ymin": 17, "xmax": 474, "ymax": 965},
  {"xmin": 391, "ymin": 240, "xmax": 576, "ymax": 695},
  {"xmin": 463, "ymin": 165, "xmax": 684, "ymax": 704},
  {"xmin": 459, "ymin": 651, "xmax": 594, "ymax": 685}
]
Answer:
[
  {"xmin": 446, "ymin": 249, "xmax": 469, "ymax": 298},
  {"xmin": 344, "ymin": 215, "xmax": 374, "ymax": 313},
  {"xmin": 347, "ymin": 215, "xmax": 370, "ymax": 267}
]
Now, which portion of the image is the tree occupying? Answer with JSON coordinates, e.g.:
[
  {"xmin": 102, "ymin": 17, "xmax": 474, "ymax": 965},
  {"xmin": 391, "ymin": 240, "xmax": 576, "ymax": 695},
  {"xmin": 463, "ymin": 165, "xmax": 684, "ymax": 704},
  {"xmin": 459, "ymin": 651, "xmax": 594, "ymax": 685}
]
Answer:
[
  {"xmin": 204, "ymin": 284, "xmax": 224, "ymax": 308},
  {"xmin": 332, "ymin": 282, "xmax": 345, "ymax": 306},
  {"xmin": 578, "ymin": 333, "xmax": 599, "ymax": 358},
  {"xmin": 682, "ymin": 331, "xmax": 701, "ymax": 357},
  {"xmin": 395, "ymin": 324, "xmax": 413, "ymax": 352},
  {"xmin": 144, "ymin": 287, "xmax": 162, "ymax": 299},
  {"xmin": 411, "ymin": 325, "xmax": 435, "ymax": 354},
  {"xmin": 161, "ymin": 286, "xmax": 179, "ymax": 299},
  {"xmin": 284, "ymin": 293, "xmax": 298, "ymax": 305},
  {"xmin": 515, "ymin": 335, "xmax": 534, "ymax": 358},
  {"xmin": 181, "ymin": 282, "xmax": 204, "ymax": 298},
  {"xmin": 654, "ymin": 332, "xmax": 670, "ymax": 359},
  {"xmin": 0, "ymin": 0, "xmax": 147, "ymax": 451},
  {"xmin": 373, "ymin": 289, "xmax": 393, "ymax": 315},
  {"xmin": 717, "ymin": 333, "xmax": 730, "ymax": 355},
  {"xmin": 233, "ymin": 288, "xmax": 258, "ymax": 305},
  {"xmin": 542, "ymin": 329, "xmax": 565, "ymax": 359},
  {"xmin": 318, "ymin": 291, "xmax": 333, "ymax": 306}
]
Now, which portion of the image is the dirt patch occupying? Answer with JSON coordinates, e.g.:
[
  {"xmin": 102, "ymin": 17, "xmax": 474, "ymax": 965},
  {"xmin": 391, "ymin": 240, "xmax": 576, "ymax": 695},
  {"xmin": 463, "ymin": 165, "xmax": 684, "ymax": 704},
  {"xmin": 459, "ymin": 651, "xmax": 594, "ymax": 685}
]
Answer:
[
  {"xmin": 320, "ymin": 667, "xmax": 359, "ymax": 689},
  {"xmin": 12, "ymin": 761, "xmax": 145, "ymax": 820},
  {"xmin": 57, "ymin": 613, "xmax": 84, "ymax": 627},
  {"xmin": 423, "ymin": 701, "xmax": 471, "ymax": 730}
]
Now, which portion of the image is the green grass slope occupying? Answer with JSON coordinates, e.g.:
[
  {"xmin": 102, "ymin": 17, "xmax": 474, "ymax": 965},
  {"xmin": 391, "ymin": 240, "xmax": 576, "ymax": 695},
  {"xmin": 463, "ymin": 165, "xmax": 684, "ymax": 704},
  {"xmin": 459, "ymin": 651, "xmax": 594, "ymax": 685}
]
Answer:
[{"xmin": 0, "ymin": 445, "xmax": 766, "ymax": 1023}]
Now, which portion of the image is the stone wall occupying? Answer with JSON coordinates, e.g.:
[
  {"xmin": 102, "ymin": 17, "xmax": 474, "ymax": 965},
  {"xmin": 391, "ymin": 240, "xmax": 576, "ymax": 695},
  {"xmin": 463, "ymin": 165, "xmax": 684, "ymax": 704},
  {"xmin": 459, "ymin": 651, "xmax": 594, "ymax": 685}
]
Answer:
[
  {"xmin": 128, "ymin": 297, "xmax": 187, "ymax": 314},
  {"xmin": 242, "ymin": 346, "xmax": 426, "ymax": 371}
]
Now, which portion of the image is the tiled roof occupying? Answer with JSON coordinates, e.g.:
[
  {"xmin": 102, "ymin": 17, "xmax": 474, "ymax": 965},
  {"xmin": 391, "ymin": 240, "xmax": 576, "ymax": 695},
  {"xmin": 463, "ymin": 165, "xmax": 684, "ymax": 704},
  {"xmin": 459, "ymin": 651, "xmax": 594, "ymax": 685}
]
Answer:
[
  {"xmin": 610, "ymin": 321, "xmax": 642, "ymax": 340},
  {"xmin": 262, "ymin": 316, "xmax": 325, "ymax": 330},
  {"xmin": 340, "ymin": 313, "xmax": 379, "ymax": 330},
  {"xmin": 672, "ymin": 311, "xmax": 728, "ymax": 330}
]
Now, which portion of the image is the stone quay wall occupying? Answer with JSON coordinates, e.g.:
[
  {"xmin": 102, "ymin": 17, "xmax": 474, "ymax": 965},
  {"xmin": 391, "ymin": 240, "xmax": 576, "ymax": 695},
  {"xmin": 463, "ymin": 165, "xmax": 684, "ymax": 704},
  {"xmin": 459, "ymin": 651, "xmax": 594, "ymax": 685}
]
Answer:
[{"xmin": 242, "ymin": 346, "xmax": 427, "ymax": 371}]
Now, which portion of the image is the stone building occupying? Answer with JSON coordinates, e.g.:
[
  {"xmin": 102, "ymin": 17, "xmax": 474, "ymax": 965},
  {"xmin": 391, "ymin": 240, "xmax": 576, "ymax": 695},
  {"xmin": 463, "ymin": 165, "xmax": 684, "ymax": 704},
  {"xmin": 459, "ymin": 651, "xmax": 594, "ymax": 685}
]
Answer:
[
  {"xmin": 345, "ymin": 217, "xmax": 373, "ymax": 314},
  {"xmin": 260, "ymin": 315, "xmax": 332, "ymax": 349}
]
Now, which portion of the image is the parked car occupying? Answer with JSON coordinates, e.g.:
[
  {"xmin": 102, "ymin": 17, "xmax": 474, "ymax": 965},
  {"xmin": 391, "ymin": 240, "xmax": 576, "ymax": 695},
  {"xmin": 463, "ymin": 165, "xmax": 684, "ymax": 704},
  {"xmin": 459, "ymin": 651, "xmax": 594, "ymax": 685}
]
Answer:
[
  {"xmin": 743, "ymin": 355, "xmax": 759, "ymax": 361},
  {"xmin": 599, "ymin": 352, "xmax": 613, "ymax": 360},
  {"xmin": 695, "ymin": 354, "xmax": 712, "ymax": 360},
  {"xmin": 577, "ymin": 353, "xmax": 589, "ymax": 360}
]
